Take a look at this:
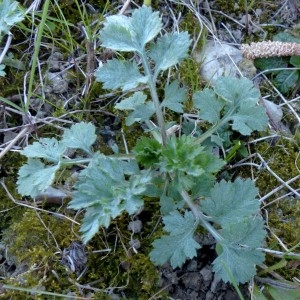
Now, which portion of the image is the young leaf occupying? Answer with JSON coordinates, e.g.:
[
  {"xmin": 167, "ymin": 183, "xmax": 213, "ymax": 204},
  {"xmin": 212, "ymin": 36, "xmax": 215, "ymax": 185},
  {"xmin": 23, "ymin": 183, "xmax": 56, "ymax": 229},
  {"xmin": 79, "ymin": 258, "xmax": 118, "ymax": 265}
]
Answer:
[
  {"xmin": 95, "ymin": 59, "xmax": 148, "ymax": 91},
  {"xmin": 62, "ymin": 122, "xmax": 96, "ymax": 154},
  {"xmin": 160, "ymin": 135, "xmax": 224, "ymax": 177},
  {"xmin": 150, "ymin": 211, "xmax": 201, "ymax": 268},
  {"xmin": 68, "ymin": 154, "xmax": 150, "ymax": 243},
  {"xmin": 134, "ymin": 136, "xmax": 162, "ymax": 168},
  {"xmin": 161, "ymin": 80, "xmax": 187, "ymax": 113},
  {"xmin": 21, "ymin": 138, "xmax": 66, "ymax": 163},
  {"xmin": 213, "ymin": 216, "xmax": 266, "ymax": 283},
  {"xmin": 200, "ymin": 178, "xmax": 260, "ymax": 226},
  {"xmin": 193, "ymin": 88, "xmax": 225, "ymax": 123},
  {"xmin": 115, "ymin": 92, "xmax": 155, "ymax": 125},
  {"xmin": 17, "ymin": 159, "xmax": 60, "ymax": 198},
  {"xmin": 149, "ymin": 32, "xmax": 191, "ymax": 74}
]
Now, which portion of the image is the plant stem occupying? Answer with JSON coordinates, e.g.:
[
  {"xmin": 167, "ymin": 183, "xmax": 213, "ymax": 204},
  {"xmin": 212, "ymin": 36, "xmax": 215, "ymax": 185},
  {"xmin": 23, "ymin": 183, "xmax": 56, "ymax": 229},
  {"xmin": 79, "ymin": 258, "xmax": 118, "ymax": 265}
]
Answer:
[
  {"xmin": 180, "ymin": 190, "xmax": 223, "ymax": 242},
  {"xmin": 140, "ymin": 50, "xmax": 167, "ymax": 145},
  {"xmin": 195, "ymin": 105, "xmax": 237, "ymax": 144}
]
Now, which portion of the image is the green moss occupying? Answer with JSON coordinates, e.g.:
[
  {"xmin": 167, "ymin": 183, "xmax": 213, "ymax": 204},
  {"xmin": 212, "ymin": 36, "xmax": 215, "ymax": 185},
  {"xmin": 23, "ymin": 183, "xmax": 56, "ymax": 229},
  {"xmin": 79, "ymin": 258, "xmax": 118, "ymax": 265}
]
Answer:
[
  {"xmin": 1, "ymin": 208, "xmax": 80, "ymax": 298},
  {"xmin": 0, "ymin": 152, "xmax": 26, "ymax": 236},
  {"xmin": 249, "ymin": 137, "xmax": 300, "ymax": 279},
  {"xmin": 254, "ymin": 138, "xmax": 300, "ymax": 197},
  {"xmin": 215, "ymin": 0, "xmax": 235, "ymax": 13},
  {"xmin": 0, "ymin": 195, "xmax": 164, "ymax": 298}
]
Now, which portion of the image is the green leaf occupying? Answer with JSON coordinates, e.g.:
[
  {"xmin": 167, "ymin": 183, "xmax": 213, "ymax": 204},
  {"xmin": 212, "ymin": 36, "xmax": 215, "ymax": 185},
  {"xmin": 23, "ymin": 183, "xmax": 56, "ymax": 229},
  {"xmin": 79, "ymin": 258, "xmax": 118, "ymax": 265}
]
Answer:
[
  {"xmin": 21, "ymin": 138, "xmax": 66, "ymax": 163},
  {"xmin": 212, "ymin": 217, "xmax": 266, "ymax": 283},
  {"xmin": 126, "ymin": 102, "xmax": 155, "ymax": 126},
  {"xmin": 68, "ymin": 154, "xmax": 150, "ymax": 243},
  {"xmin": 193, "ymin": 88, "xmax": 225, "ymax": 123},
  {"xmin": 100, "ymin": 6, "xmax": 162, "ymax": 53},
  {"xmin": 214, "ymin": 76, "xmax": 260, "ymax": 105},
  {"xmin": 160, "ymin": 194, "xmax": 176, "ymax": 215},
  {"xmin": 100, "ymin": 15, "xmax": 136, "ymax": 52},
  {"xmin": 274, "ymin": 32, "xmax": 300, "ymax": 44},
  {"xmin": 0, "ymin": 96, "xmax": 24, "ymax": 111},
  {"xmin": 191, "ymin": 174, "xmax": 215, "ymax": 198},
  {"xmin": 254, "ymin": 57, "xmax": 288, "ymax": 72},
  {"xmin": 161, "ymin": 80, "xmax": 187, "ymax": 113},
  {"xmin": 62, "ymin": 122, "xmax": 96, "ymax": 154},
  {"xmin": 275, "ymin": 70, "xmax": 299, "ymax": 94},
  {"xmin": 266, "ymin": 284, "xmax": 300, "ymax": 300},
  {"xmin": 17, "ymin": 159, "xmax": 59, "ymax": 198},
  {"xmin": 160, "ymin": 135, "xmax": 224, "ymax": 177},
  {"xmin": 150, "ymin": 211, "xmax": 201, "ymax": 268},
  {"xmin": 130, "ymin": 5, "xmax": 162, "ymax": 51},
  {"xmin": 134, "ymin": 136, "xmax": 162, "ymax": 168},
  {"xmin": 193, "ymin": 77, "xmax": 268, "ymax": 136},
  {"xmin": 115, "ymin": 92, "xmax": 155, "ymax": 125},
  {"xmin": 149, "ymin": 32, "xmax": 191, "ymax": 74},
  {"xmin": 95, "ymin": 59, "xmax": 148, "ymax": 91},
  {"xmin": 115, "ymin": 91, "xmax": 147, "ymax": 110},
  {"xmin": 0, "ymin": 64, "xmax": 6, "ymax": 77},
  {"xmin": 200, "ymin": 178, "xmax": 259, "ymax": 226},
  {"xmin": 290, "ymin": 56, "xmax": 300, "ymax": 67},
  {"xmin": 0, "ymin": 0, "xmax": 24, "ymax": 35},
  {"xmin": 230, "ymin": 101, "xmax": 269, "ymax": 135}
]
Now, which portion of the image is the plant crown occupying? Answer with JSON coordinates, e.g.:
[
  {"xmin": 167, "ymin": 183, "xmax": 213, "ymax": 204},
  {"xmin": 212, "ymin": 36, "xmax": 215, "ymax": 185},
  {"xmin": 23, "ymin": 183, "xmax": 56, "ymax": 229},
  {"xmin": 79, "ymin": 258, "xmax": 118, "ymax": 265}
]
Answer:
[{"xmin": 17, "ymin": 6, "xmax": 269, "ymax": 284}]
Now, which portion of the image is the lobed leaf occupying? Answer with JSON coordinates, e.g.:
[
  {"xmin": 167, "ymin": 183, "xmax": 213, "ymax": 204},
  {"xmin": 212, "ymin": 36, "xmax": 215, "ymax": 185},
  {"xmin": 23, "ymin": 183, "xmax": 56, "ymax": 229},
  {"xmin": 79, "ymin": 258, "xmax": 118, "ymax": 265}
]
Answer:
[
  {"xmin": 0, "ymin": 0, "xmax": 24, "ymax": 35},
  {"xmin": 115, "ymin": 92, "xmax": 155, "ymax": 125},
  {"xmin": 161, "ymin": 80, "xmax": 187, "ymax": 113},
  {"xmin": 68, "ymin": 154, "xmax": 150, "ymax": 243},
  {"xmin": 149, "ymin": 32, "xmax": 191, "ymax": 74},
  {"xmin": 21, "ymin": 138, "xmax": 66, "ymax": 163},
  {"xmin": 194, "ymin": 77, "xmax": 268, "ymax": 136},
  {"xmin": 214, "ymin": 76, "xmax": 260, "ymax": 105},
  {"xmin": 130, "ymin": 5, "xmax": 162, "ymax": 51},
  {"xmin": 95, "ymin": 59, "xmax": 148, "ymax": 91},
  {"xmin": 230, "ymin": 101, "xmax": 269, "ymax": 135},
  {"xmin": 193, "ymin": 88, "xmax": 224, "ymax": 123},
  {"xmin": 213, "ymin": 217, "xmax": 266, "ymax": 283},
  {"xmin": 100, "ymin": 6, "xmax": 162, "ymax": 53},
  {"xmin": 100, "ymin": 15, "xmax": 136, "ymax": 52},
  {"xmin": 17, "ymin": 159, "xmax": 59, "ymax": 198},
  {"xmin": 200, "ymin": 178, "xmax": 260, "ymax": 226},
  {"xmin": 160, "ymin": 135, "xmax": 225, "ymax": 177},
  {"xmin": 62, "ymin": 122, "xmax": 96, "ymax": 154},
  {"xmin": 150, "ymin": 211, "xmax": 201, "ymax": 268},
  {"xmin": 134, "ymin": 136, "xmax": 162, "ymax": 168}
]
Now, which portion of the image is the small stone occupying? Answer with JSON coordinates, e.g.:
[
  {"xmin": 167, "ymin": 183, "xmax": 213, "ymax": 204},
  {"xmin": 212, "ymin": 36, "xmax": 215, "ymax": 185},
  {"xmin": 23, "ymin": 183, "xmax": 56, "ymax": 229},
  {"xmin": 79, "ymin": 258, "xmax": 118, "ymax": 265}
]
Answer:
[{"xmin": 195, "ymin": 41, "xmax": 256, "ymax": 85}]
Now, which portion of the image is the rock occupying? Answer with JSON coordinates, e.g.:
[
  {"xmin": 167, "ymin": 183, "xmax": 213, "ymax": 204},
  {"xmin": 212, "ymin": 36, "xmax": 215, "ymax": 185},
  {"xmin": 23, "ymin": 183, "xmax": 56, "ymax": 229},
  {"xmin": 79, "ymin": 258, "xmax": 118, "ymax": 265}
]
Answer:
[{"xmin": 196, "ymin": 41, "xmax": 256, "ymax": 84}]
